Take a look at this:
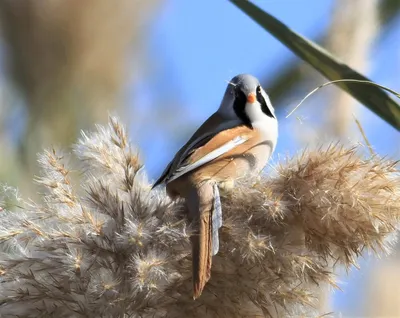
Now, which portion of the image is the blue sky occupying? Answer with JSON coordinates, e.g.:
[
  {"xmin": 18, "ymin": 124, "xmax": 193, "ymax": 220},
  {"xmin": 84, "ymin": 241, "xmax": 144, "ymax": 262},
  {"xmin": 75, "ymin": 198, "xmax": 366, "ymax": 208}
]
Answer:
[
  {"xmin": 126, "ymin": 0, "xmax": 400, "ymax": 314},
  {"xmin": 132, "ymin": 0, "xmax": 400, "ymax": 179}
]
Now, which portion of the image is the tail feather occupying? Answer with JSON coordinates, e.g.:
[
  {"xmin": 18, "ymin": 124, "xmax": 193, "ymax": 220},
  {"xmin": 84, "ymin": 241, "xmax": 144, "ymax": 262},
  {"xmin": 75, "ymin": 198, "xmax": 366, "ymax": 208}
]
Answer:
[
  {"xmin": 187, "ymin": 182, "xmax": 218, "ymax": 299},
  {"xmin": 211, "ymin": 183, "xmax": 222, "ymax": 256},
  {"xmin": 191, "ymin": 211, "xmax": 213, "ymax": 299}
]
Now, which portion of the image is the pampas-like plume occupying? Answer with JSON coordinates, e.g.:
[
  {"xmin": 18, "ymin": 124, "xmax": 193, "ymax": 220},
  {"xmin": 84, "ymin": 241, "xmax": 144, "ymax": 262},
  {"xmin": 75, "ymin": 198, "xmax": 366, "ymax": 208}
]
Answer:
[{"xmin": 0, "ymin": 118, "xmax": 399, "ymax": 317}]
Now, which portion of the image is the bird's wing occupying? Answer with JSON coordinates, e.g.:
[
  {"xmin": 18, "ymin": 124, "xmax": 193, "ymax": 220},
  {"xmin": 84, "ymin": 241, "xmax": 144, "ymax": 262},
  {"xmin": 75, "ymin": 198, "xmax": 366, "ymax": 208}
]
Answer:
[
  {"xmin": 152, "ymin": 112, "xmax": 243, "ymax": 188},
  {"xmin": 167, "ymin": 135, "xmax": 248, "ymax": 183}
]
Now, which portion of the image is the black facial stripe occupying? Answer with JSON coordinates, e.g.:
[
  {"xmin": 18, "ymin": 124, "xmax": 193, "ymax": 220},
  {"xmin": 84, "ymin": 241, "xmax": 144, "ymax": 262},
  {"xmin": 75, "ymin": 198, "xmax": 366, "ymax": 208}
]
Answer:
[
  {"xmin": 256, "ymin": 86, "xmax": 275, "ymax": 118},
  {"xmin": 233, "ymin": 89, "xmax": 252, "ymax": 128}
]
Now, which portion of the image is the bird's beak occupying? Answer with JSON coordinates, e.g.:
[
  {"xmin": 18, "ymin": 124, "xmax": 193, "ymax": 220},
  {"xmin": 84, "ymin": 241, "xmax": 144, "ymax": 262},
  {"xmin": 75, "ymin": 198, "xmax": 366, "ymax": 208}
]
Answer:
[{"xmin": 247, "ymin": 92, "xmax": 256, "ymax": 104}]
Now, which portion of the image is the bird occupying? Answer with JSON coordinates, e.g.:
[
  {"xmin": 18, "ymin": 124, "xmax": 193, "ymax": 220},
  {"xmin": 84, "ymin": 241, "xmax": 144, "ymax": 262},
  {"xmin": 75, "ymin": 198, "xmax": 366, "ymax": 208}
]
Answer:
[{"xmin": 152, "ymin": 74, "xmax": 278, "ymax": 299}]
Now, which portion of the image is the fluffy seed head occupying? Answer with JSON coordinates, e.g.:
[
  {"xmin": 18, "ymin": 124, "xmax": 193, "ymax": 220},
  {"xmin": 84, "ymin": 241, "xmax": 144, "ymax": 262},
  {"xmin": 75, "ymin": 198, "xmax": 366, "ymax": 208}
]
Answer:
[{"xmin": 0, "ymin": 118, "xmax": 398, "ymax": 317}]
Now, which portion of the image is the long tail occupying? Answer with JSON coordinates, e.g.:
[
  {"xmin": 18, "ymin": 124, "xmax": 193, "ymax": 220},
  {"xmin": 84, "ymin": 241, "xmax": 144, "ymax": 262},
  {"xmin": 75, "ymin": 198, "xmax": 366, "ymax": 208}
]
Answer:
[{"xmin": 186, "ymin": 181, "xmax": 221, "ymax": 299}]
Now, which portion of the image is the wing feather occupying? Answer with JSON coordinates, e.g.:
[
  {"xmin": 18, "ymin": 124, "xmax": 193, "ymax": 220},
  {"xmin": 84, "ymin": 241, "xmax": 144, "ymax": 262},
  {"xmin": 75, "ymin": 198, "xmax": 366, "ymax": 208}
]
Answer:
[
  {"xmin": 152, "ymin": 113, "xmax": 242, "ymax": 188},
  {"xmin": 166, "ymin": 135, "xmax": 248, "ymax": 183}
]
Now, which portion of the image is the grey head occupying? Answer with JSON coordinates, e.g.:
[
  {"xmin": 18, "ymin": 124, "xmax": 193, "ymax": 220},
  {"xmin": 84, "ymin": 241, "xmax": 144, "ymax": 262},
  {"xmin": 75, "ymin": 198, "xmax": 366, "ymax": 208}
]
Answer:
[{"xmin": 218, "ymin": 74, "xmax": 275, "ymax": 128}]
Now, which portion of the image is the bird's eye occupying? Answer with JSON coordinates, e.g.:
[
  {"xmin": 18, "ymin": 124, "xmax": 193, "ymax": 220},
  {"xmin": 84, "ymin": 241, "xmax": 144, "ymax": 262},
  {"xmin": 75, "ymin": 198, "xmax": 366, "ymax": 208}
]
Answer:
[
  {"xmin": 234, "ymin": 87, "xmax": 239, "ymax": 96},
  {"xmin": 256, "ymin": 85, "xmax": 262, "ymax": 93},
  {"xmin": 234, "ymin": 88, "xmax": 246, "ymax": 101},
  {"xmin": 233, "ymin": 88, "xmax": 251, "ymax": 128}
]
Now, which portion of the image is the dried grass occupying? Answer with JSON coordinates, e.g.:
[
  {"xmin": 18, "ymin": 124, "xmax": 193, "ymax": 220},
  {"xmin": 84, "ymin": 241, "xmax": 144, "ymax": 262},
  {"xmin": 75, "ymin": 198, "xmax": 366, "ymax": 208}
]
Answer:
[{"xmin": 0, "ymin": 118, "xmax": 399, "ymax": 317}]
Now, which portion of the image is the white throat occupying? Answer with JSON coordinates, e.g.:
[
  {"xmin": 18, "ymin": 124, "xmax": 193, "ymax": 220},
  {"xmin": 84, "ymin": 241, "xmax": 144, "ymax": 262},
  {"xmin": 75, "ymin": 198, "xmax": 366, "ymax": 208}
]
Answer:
[{"xmin": 245, "ymin": 102, "xmax": 278, "ymax": 149}]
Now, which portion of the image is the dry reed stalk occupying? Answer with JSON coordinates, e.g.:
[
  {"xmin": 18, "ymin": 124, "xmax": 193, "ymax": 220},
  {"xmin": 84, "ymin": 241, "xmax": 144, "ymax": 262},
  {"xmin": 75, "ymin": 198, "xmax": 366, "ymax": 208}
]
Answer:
[{"xmin": 0, "ymin": 118, "xmax": 399, "ymax": 317}]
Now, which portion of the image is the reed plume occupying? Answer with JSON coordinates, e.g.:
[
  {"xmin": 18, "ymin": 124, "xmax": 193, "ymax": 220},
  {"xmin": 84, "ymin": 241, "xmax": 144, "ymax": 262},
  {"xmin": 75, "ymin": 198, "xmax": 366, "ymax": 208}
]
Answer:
[{"xmin": 0, "ymin": 118, "xmax": 399, "ymax": 317}]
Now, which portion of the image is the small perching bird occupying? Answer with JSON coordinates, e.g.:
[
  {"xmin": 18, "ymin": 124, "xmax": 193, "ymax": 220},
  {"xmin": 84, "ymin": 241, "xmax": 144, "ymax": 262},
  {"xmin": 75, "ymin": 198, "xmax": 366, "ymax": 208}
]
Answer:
[{"xmin": 152, "ymin": 74, "xmax": 278, "ymax": 299}]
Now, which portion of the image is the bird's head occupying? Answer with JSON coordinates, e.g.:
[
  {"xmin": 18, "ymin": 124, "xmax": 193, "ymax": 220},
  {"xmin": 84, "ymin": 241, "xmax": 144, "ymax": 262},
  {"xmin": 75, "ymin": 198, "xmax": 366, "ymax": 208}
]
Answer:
[{"xmin": 218, "ymin": 74, "xmax": 276, "ymax": 128}]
